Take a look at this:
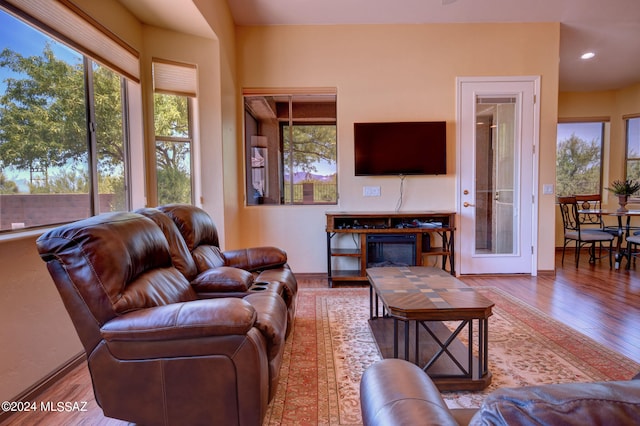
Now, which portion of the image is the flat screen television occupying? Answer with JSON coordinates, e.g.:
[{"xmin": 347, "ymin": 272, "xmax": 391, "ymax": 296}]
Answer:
[{"xmin": 354, "ymin": 121, "xmax": 446, "ymax": 176}]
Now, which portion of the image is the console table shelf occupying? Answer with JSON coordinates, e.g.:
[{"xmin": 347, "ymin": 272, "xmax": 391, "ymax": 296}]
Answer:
[
  {"xmin": 331, "ymin": 248, "xmax": 362, "ymax": 256},
  {"xmin": 326, "ymin": 211, "xmax": 455, "ymax": 287}
]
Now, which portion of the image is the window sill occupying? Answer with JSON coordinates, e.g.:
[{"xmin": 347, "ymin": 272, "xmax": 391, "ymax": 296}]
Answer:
[{"xmin": 0, "ymin": 227, "xmax": 53, "ymax": 243}]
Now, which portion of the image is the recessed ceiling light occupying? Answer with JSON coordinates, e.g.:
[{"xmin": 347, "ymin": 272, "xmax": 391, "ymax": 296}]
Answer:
[{"xmin": 581, "ymin": 52, "xmax": 595, "ymax": 60}]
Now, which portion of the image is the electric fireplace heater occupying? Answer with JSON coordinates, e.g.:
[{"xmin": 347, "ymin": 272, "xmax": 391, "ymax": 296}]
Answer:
[{"xmin": 366, "ymin": 234, "xmax": 417, "ymax": 267}]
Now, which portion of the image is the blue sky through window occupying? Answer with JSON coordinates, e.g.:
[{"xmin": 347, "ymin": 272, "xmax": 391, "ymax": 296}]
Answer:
[
  {"xmin": 0, "ymin": 10, "xmax": 81, "ymax": 91},
  {"xmin": 0, "ymin": 9, "xmax": 85, "ymax": 191},
  {"xmin": 557, "ymin": 122, "xmax": 603, "ymax": 144}
]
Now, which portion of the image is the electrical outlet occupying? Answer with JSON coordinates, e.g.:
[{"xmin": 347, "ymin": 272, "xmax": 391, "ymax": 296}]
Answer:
[{"xmin": 363, "ymin": 186, "xmax": 381, "ymax": 197}]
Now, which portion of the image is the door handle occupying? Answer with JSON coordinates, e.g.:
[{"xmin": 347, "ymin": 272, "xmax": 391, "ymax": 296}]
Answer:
[{"xmin": 463, "ymin": 201, "xmax": 475, "ymax": 207}]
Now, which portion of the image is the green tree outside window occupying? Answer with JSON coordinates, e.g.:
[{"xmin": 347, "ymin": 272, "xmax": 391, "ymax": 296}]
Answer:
[{"xmin": 556, "ymin": 122, "xmax": 604, "ymax": 197}]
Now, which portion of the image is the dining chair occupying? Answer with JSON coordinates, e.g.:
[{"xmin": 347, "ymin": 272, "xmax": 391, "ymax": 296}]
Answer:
[
  {"xmin": 574, "ymin": 194, "xmax": 620, "ymax": 237},
  {"xmin": 574, "ymin": 194, "xmax": 604, "ymax": 228},
  {"xmin": 557, "ymin": 196, "xmax": 615, "ymax": 267},
  {"xmin": 625, "ymin": 234, "xmax": 640, "ymax": 269}
]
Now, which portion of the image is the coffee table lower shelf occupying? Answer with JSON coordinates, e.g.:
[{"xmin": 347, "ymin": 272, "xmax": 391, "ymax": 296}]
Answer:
[{"xmin": 368, "ymin": 316, "xmax": 492, "ymax": 391}]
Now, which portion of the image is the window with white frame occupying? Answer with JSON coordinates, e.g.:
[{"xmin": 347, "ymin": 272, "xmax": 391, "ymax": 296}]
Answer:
[{"xmin": 0, "ymin": 2, "xmax": 138, "ymax": 232}]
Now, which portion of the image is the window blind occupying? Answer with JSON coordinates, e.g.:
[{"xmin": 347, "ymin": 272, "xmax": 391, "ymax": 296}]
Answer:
[
  {"xmin": 558, "ymin": 117, "xmax": 610, "ymax": 123},
  {"xmin": 152, "ymin": 59, "xmax": 197, "ymax": 97},
  {"xmin": 1, "ymin": 0, "xmax": 140, "ymax": 82}
]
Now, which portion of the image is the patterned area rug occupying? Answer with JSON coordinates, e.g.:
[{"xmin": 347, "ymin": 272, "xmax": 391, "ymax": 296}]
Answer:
[{"xmin": 263, "ymin": 286, "xmax": 640, "ymax": 425}]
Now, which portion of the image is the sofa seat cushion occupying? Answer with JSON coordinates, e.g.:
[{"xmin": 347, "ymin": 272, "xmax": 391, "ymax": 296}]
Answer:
[
  {"xmin": 191, "ymin": 266, "xmax": 254, "ymax": 293},
  {"xmin": 469, "ymin": 380, "xmax": 640, "ymax": 425}
]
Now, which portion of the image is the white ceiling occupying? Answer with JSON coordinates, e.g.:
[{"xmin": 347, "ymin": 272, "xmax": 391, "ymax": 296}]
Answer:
[{"xmin": 119, "ymin": 0, "xmax": 640, "ymax": 92}]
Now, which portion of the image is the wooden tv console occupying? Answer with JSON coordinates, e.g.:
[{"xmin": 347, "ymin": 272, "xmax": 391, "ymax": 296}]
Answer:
[{"xmin": 325, "ymin": 211, "xmax": 455, "ymax": 287}]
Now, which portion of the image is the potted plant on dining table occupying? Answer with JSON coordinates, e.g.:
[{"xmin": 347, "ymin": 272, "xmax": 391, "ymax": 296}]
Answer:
[{"xmin": 606, "ymin": 179, "xmax": 640, "ymax": 212}]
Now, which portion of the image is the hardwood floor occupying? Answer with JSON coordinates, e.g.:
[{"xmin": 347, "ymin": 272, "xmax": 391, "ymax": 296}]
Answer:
[
  {"xmin": 1, "ymin": 251, "xmax": 639, "ymax": 425},
  {"xmin": 460, "ymin": 251, "xmax": 640, "ymax": 364}
]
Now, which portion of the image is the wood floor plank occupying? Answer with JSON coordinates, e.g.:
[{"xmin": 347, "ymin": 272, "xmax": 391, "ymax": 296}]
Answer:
[
  {"xmin": 460, "ymin": 251, "xmax": 640, "ymax": 364},
  {"xmin": 2, "ymin": 251, "xmax": 639, "ymax": 425}
]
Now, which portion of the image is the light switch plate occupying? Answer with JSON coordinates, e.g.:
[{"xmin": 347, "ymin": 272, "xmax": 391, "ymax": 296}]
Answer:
[
  {"xmin": 363, "ymin": 186, "xmax": 381, "ymax": 197},
  {"xmin": 543, "ymin": 184, "xmax": 554, "ymax": 195}
]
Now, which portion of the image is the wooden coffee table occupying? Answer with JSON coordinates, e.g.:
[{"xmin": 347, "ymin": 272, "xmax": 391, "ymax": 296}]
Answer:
[{"xmin": 367, "ymin": 266, "xmax": 494, "ymax": 391}]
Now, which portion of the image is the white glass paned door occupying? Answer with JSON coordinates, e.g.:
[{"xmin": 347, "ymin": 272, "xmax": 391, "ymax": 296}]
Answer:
[{"xmin": 457, "ymin": 77, "xmax": 539, "ymax": 274}]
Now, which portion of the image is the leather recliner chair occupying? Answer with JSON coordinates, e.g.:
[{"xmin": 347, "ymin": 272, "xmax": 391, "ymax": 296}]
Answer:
[
  {"xmin": 140, "ymin": 204, "xmax": 298, "ymax": 334},
  {"xmin": 360, "ymin": 359, "xmax": 640, "ymax": 426},
  {"xmin": 36, "ymin": 212, "xmax": 288, "ymax": 426}
]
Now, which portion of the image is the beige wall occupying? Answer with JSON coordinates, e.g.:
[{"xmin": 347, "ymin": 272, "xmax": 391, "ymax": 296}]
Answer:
[
  {"xmin": 234, "ymin": 23, "xmax": 561, "ymax": 273},
  {"xmin": 556, "ymin": 83, "xmax": 640, "ymax": 245},
  {"xmin": 0, "ymin": 234, "xmax": 82, "ymax": 403},
  {"xmin": 193, "ymin": 0, "xmax": 242, "ymax": 249}
]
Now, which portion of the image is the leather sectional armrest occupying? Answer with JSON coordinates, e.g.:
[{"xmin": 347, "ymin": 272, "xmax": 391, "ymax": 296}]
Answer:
[
  {"xmin": 243, "ymin": 292, "xmax": 288, "ymax": 360},
  {"xmin": 191, "ymin": 266, "xmax": 254, "ymax": 293},
  {"xmin": 223, "ymin": 247, "xmax": 287, "ymax": 271},
  {"xmin": 101, "ymin": 298, "xmax": 256, "ymax": 342},
  {"xmin": 360, "ymin": 359, "xmax": 459, "ymax": 426}
]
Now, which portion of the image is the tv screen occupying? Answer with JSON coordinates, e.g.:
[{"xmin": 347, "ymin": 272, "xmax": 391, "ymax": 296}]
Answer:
[{"xmin": 354, "ymin": 121, "xmax": 446, "ymax": 176}]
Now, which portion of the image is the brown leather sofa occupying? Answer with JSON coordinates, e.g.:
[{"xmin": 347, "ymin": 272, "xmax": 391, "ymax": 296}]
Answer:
[
  {"xmin": 36, "ymin": 211, "xmax": 291, "ymax": 426},
  {"xmin": 360, "ymin": 359, "xmax": 640, "ymax": 426},
  {"xmin": 138, "ymin": 204, "xmax": 298, "ymax": 335}
]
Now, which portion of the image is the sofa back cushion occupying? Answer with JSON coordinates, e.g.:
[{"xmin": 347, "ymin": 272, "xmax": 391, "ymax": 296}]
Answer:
[
  {"xmin": 37, "ymin": 212, "xmax": 197, "ymax": 326},
  {"xmin": 192, "ymin": 245, "xmax": 226, "ymax": 272},
  {"xmin": 158, "ymin": 204, "xmax": 220, "ymax": 247},
  {"xmin": 136, "ymin": 207, "xmax": 199, "ymax": 281},
  {"xmin": 158, "ymin": 204, "xmax": 225, "ymax": 273}
]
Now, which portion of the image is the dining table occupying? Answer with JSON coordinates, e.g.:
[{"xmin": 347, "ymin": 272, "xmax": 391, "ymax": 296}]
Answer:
[{"xmin": 578, "ymin": 208, "xmax": 640, "ymax": 269}]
